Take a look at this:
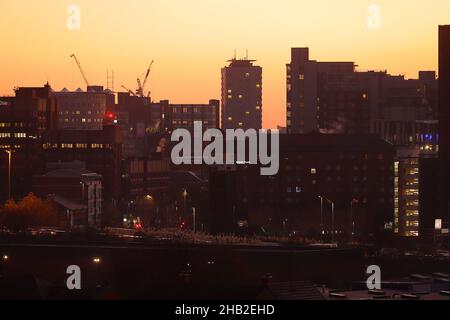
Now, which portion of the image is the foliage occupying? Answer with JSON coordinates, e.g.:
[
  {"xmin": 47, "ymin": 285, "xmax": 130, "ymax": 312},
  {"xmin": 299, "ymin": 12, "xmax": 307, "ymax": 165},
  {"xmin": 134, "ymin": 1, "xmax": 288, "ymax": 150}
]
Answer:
[{"xmin": 0, "ymin": 193, "xmax": 59, "ymax": 230}]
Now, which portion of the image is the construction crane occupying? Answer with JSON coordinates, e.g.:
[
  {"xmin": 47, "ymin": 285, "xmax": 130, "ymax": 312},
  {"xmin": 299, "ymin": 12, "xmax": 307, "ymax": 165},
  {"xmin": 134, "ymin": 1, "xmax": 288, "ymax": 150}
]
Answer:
[
  {"xmin": 136, "ymin": 78, "xmax": 143, "ymax": 97},
  {"xmin": 136, "ymin": 60, "xmax": 154, "ymax": 98},
  {"xmin": 141, "ymin": 60, "xmax": 154, "ymax": 96},
  {"xmin": 70, "ymin": 54, "xmax": 90, "ymax": 87},
  {"xmin": 121, "ymin": 85, "xmax": 136, "ymax": 97}
]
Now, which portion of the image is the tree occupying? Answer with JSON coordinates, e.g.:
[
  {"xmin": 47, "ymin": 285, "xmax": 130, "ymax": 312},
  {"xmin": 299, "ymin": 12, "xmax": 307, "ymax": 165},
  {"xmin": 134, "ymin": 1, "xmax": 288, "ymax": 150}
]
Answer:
[{"xmin": 0, "ymin": 193, "xmax": 59, "ymax": 231}]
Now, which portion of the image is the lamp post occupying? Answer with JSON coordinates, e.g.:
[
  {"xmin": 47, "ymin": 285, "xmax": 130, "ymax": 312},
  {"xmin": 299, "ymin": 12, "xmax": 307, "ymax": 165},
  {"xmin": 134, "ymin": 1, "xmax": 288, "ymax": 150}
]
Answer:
[
  {"xmin": 320, "ymin": 196, "xmax": 335, "ymax": 243},
  {"xmin": 192, "ymin": 207, "xmax": 196, "ymax": 233},
  {"xmin": 5, "ymin": 150, "xmax": 12, "ymax": 200},
  {"xmin": 182, "ymin": 189, "xmax": 188, "ymax": 218},
  {"xmin": 330, "ymin": 201, "xmax": 335, "ymax": 243},
  {"xmin": 350, "ymin": 199, "xmax": 358, "ymax": 238},
  {"xmin": 318, "ymin": 196, "xmax": 324, "ymax": 242}
]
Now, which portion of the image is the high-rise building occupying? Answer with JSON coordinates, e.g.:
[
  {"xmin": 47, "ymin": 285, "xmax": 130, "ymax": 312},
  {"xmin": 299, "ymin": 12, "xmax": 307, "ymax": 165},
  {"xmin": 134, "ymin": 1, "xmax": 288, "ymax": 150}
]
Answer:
[
  {"xmin": 221, "ymin": 58, "xmax": 262, "ymax": 130},
  {"xmin": 287, "ymin": 48, "xmax": 438, "ymax": 136},
  {"xmin": 286, "ymin": 48, "xmax": 382, "ymax": 134},
  {"xmin": 439, "ymin": 25, "xmax": 450, "ymax": 224}
]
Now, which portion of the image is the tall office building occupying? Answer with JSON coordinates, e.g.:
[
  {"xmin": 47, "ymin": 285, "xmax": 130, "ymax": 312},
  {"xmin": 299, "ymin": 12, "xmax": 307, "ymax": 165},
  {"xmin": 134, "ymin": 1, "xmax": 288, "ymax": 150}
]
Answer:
[
  {"xmin": 286, "ymin": 48, "xmax": 437, "ymax": 136},
  {"xmin": 439, "ymin": 25, "xmax": 450, "ymax": 223},
  {"xmin": 221, "ymin": 58, "xmax": 262, "ymax": 130},
  {"xmin": 286, "ymin": 48, "xmax": 381, "ymax": 134}
]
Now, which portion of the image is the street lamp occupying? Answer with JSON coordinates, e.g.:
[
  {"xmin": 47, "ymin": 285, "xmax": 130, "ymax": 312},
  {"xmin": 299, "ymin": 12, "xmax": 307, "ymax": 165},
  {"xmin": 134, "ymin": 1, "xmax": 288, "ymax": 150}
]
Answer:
[
  {"xmin": 192, "ymin": 207, "xmax": 196, "ymax": 233},
  {"xmin": 318, "ymin": 196, "xmax": 325, "ymax": 242},
  {"xmin": 319, "ymin": 196, "xmax": 335, "ymax": 243},
  {"xmin": 5, "ymin": 150, "xmax": 12, "ymax": 200},
  {"xmin": 182, "ymin": 189, "xmax": 188, "ymax": 217},
  {"xmin": 350, "ymin": 199, "xmax": 359, "ymax": 237},
  {"xmin": 330, "ymin": 200, "xmax": 335, "ymax": 243}
]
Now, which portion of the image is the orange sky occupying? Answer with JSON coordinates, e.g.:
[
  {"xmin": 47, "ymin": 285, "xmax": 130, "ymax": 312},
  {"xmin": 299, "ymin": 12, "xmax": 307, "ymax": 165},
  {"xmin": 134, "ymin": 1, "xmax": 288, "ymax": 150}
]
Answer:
[{"xmin": 1, "ymin": 0, "xmax": 450, "ymax": 128}]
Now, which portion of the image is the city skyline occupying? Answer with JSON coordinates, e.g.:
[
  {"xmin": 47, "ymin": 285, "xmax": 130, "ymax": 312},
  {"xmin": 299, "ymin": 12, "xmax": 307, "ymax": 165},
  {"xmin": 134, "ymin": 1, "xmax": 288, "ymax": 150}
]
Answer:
[{"xmin": 2, "ymin": 0, "xmax": 450, "ymax": 128}]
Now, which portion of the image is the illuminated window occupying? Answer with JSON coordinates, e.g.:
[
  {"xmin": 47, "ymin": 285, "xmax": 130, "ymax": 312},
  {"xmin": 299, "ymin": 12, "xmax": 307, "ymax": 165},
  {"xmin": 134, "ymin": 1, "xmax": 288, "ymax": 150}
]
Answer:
[
  {"xmin": 256, "ymin": 106, "xmax": 261, "ymax": 110},
  {"xmin": 0, "ymin": 133, "xmax": 10, "ymax": 138},
  {"xmin": 228, "ymin": 95, "xmax": 233, "ymax": 99},
  {"xmin": 256, "ymin": 84, "xmax": 261, "ymax": 88},
  {"xmin": 299, "ymin": 74, "xmax": 305, "ymax": 80},
  {"xmin": 238, "ymin": 95, "xmax": 243, "ymax": 99},
  {"xmin": 15, "ymin": 133, "xmax": 26, "ymax": 138},
  {"xmin": 245, "ymin": 111, "xmax": 250, "ymax": 115},
  {"xmin": 311, "ymin": 168, "xmax": 317, "ymax": 175},
  {"xmin": 228, "ymin": 117, "xmax": 233, "ymax": 121}
]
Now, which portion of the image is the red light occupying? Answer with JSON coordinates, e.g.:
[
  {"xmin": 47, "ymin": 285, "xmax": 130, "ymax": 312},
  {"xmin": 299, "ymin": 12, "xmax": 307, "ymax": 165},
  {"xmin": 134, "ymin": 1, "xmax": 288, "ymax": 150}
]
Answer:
[{"xmin": 106, "ymin": 112, "xmax": 115, "ymax": 119}]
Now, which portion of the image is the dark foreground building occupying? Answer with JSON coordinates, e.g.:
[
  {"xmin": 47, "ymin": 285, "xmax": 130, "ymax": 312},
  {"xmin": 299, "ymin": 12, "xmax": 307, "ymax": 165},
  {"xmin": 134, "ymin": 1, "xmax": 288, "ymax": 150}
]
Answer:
[
  {"xmin": 208, "ymin": 133, "xmax": 395, "ymax": 241},
  {"xmin": 0, "ymin": 84, "xmax": 57, "ymax": 200},
  {"xmin": 439, "ymin": 25, "xmax": 450, "ymax": 229}
]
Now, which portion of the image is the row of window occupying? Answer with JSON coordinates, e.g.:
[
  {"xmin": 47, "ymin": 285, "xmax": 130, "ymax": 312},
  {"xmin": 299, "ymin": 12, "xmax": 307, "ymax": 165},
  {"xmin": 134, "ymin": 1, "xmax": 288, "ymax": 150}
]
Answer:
[
  {"xmin": 61, "ymin": 118, "xmax": 103, "ymax": 123},
  {"xmin": 0, "ymin": 133, "xmax": 27, "ymax": 138},
  {"xmin": 59, "ymin": 110, "xmax": 104, "ymax": 115},
  {"xmin": 0, "ymin": 122, "xmax": 27, "ymax": 128},
  {"xmin": 42, "ymin": 143, "xmax": 111, "ymax": 150}
]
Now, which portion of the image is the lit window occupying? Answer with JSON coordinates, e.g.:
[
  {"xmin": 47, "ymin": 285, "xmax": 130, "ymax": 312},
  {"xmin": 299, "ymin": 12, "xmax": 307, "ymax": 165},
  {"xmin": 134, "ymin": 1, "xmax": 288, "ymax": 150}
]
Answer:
[
  {"xmin": 299, "ymin": 74, "xmax": 305, "ymax": 80},
  {"xmin": 238, "ymin": 95, "xmax": 243, "ymax": 99},
  {"xmin": 245, "ymin": 111, "xmax": 250, "ymax": 115},
  {"xmin": 228, "ymin": 95, "xmax": 233, "ymax": 99},
  {"xmin": 311, "ymin": 168, "xmax": 317, "ymax": 175},
  {"xmin": 228, "ymin": 117, "xmax": 233, "ymax": 121},
  {"xmin": 256, "ymin": 106, "xmax": 261, "ymax": 110}
]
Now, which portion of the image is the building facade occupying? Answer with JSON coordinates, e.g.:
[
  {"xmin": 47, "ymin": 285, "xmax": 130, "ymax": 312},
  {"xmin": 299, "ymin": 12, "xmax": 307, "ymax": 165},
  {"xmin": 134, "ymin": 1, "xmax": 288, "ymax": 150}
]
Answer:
[
  {"xmin": 208, "ymin": 133, "xmax": 395, "ymax": 240},
  {"xmin": 439, "ymin": 25, "xmax": 450, "ymax": 226},
  {"xmin": 221, "ymin": 59, "xmax": 262, "ymax": 130},
  {"xmin": 0, "ymin": 84, "xmax": 57, "ymax": 200},
  {"xmin": 287, "ymin": 48, "xmax": 438, "ymax": 136},
  {"xmin": 34, "ymin": 161, "xmax": 103, "ymax": 228},
  {"xmin": 54, "ymin": 89, "xmax": 107, "ymax": 130}
]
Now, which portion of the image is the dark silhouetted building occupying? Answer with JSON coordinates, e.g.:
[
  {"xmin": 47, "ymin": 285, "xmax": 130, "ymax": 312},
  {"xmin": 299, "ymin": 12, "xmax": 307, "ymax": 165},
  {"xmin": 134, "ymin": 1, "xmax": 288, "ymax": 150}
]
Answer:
[
  {"xmin": 54, "ymin": 88, "xmax": 107, "ymax": 130},
  {"xmin": 158, "ymin": 100, "xmax": 220, "ymax": 134},
  {"xmin": 34, "ymin": 161, "xmax": 102, "ymax": 228},
  {"xmin": 221, "ymin": 58, "xmax": 262, "ymax": 130},
  {"xmin": 209, "ymin": 167, "xmax": 239, "ymax": 234},
  {"xmin": 439, "ymin": 25, "xmax": 450, "ymax": 226},
  {"xmin": 208, "ymin": 133, "xmax": 395, "ymax": 240},
  {"xmin": 419, "ymin": 155, "xmax": 440, "ymax": 241},
  {"xmin": 287, "ymin": 48, "xmax": 438, "ymax": 136},
  {"xmin": 0, "ymin": 84, "xmax": 57, "ymax": 200},
  {"xmin": 41, "ymin": 125, "xmax": 122, "ymax": 206}
]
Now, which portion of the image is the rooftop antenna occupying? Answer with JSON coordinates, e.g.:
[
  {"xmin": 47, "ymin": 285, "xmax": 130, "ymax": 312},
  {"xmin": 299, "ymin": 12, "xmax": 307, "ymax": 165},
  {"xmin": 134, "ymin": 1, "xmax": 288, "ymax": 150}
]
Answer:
[
  {"xmin": 234, "ymin": 49, "xmax": 237, "ymax": 60},
  {"xmin": 246, "ymin": 49, "xmax": 248, "ymax": 60}
]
